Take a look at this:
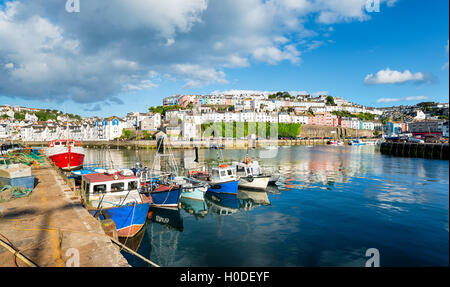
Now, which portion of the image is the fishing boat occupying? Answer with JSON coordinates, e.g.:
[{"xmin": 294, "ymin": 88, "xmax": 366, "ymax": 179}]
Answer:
[
  {"xmin": 189, "ymin": 164, "xmax": 239, "ymax": 195},
  {"xmin": 174, "ymin": 176, "xmax": 208, "ymax": 201},
  {"xmin": 327, "ymin": 140, "xmax": 344, "ymax": 146},
  {"xmin": 348, "ymin": 139, "xmax": 366, "ymax": 146},
  {"xmin": 81, "ymin": 171, "xmax": 150, "ymax": 238},
  {"xmin": 232, "ymin": 157, "xmax": 270, "ymax": 191},
  {"xmin": 135, "ymin": 136, "xmax": 184, "ymax": 209},
  {"xmin": 46, "ymin": 139, "xmax": 85, "ymax": 170},
  {"xmin": 0, "ymin": 158, "xmax": 35, "ymax": 189},
  {"xmin": 137, "ymin": 170, "xmax": 183, "ymax": 209}
]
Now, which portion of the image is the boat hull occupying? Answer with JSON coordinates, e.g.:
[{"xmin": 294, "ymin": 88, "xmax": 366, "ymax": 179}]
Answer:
[
  {"xmin": 88, "ymin": 202, "xmax": 150, "ymax": 238},
  {"xmin": 238, "ymin": 176, "xmax": 270, "ymax": 190},
  {"xmin": 269, "ymin": 174, "xmax": 280, "ymax": 184},
  {"xmin": 144, "ymin": 187, "xmax": 183, "ymax": 209},
  {"xmin": 207, "ymin": 179, "xmax": 239, "ymax": 194},
  {"xmin": 48, "ymin": 150, "xmax": 85, "ymax": 170},
  {"xmin": 181, "ymin": 187, "xmax": 206, "ymax": 201}
]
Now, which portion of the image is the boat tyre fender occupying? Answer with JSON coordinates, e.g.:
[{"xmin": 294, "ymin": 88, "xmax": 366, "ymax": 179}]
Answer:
[
  {"xmin": 93, "ymin": 209, "xmax": 111, "ymax": 220},
  {"xmin": 247, "ymin": 175, "xmax": 254, "ymax": 182}
]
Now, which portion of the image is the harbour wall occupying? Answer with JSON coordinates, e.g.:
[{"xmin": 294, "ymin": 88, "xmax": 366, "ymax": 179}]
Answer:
[
  {"xmin": 23, "ymin": 138, "xmax": 379, "ymax": 150},
  {"xmin": 380, "ymin": 142, "xmax": 449, "ymax": 160},
  {"xmin": 299, "ymin": 125, "xmax": 375, "ymax": 138}
]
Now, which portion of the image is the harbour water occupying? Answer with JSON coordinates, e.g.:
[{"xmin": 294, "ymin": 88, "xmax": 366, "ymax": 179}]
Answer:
[{"xmin": 84, "ymin": 145, "xmax": 449, "ymax": 267}]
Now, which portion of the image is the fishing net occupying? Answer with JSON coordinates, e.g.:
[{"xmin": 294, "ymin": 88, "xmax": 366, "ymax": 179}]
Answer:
[{"xmin": 0, "ymin": 185, "xmax": 32, "ymax": 202}]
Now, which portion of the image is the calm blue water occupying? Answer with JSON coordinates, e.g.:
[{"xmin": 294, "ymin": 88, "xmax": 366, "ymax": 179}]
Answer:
[{"xmin": 85, "ymin": 145, "xmax": 449, "ymax": 266}]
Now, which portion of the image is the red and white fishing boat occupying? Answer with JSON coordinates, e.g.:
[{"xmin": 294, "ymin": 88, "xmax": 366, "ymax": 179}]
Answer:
[{"xmin": 46, "ymin": 139, "xmax": 85, "ymax": 170}]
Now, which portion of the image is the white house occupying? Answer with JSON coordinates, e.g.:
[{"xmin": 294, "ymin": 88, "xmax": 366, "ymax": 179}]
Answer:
[{"xmin": 95, "ymin": 117, "xmax": 125, "ymax": 140}]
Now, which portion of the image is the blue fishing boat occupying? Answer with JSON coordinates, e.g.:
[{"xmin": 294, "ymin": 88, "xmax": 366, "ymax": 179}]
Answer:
[
  {"xmin": 141, "ymin": 182, "xmax": 183, "ymax": 209},
  {"xmin": 189, "ymin": 164, "xmax": 239, "ymax": 195},
  {"xmin": 348, "ymin": 139, "xmax": 366, "ymax": 146},
  {"xmin": 81, "ymin": 171, "xmax": 150, "ymax": 238}
]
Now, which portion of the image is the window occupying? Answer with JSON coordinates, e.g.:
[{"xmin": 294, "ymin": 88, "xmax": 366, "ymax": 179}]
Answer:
[
  {"xmin": 212, "ymin": 170, "xmax": 219, "ymax": 178},
  {"xmin": 220, "ymin": 170, "xmax": 227, "ymax": 177},
  {"xmin": 227, "ymin": 169, "xmax": 232, "ymax": 176},
  {"xmin": 128, "ymin": 181, "xmax": 138, "ymax": 190},
  {"xmin": 111, "ymin": 182, "xmax": 124, "ymax": 192},
  {"xmin": 93, "ymin": 184, "xmax": 107, "ymax": 194}
]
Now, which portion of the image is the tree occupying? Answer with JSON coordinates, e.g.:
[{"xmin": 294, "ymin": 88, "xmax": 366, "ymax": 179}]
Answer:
[
  {"xmin": 325, "ymin": 96, "xmax": 335, "ymax": 106},
  {"xmin": 14, "ymin": 112, "xmax": 25, "ymax": 120}
]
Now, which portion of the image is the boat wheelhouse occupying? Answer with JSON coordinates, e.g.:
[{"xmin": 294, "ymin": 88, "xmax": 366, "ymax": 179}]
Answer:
[{"xmin": 81, "ymin": 171, "xmax": 150, "ymax": 238}]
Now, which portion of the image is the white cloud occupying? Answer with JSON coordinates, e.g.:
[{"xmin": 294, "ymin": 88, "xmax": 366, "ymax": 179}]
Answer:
[
  {"xmin": 443, "ymin": 39, "xmax": 449, "ymax": 70},
  {"xmin": 376, "ymin": 95, "xmax": 428, "ymax": 103},
  {"xmin": 4, "ymin": 63, "xmax": 14, "ymax": 70},
  {"xmin": 172, "ymin": 64, "xmax": 228, "ymax": 88},
  {"xmin": 253, "ymin": 45, "xmax": 301, "ymax": 65},
  {"xmin": 0, "ymin": 0, "xmax": 397, "ymax": 103},
  {"xmin": 364, "ymin": 68, "xmax": 427, "ymax": 85}
]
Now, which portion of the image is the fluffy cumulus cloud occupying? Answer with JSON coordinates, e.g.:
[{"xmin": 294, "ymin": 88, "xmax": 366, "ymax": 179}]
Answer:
[
  {"xmin": 364, "ymin": 68, "xmax": 429, "ymax": 85},
  {"xmin": 0, "ymin": 0, "xmax": 397, "ymax": 104}
]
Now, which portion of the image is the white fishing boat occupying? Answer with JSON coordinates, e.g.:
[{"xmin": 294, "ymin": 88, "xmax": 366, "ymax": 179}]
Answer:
[{"xmin": 232, "ymin": 156, "xmax": 270, "ymax": 191}]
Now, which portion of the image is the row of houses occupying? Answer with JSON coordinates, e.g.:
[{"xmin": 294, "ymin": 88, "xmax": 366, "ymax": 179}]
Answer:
[
  {"xmin": 19, "ymin": 117, "xmax": 127, "ymax": 142},
  {"xmin": 162, "ymin": 94, "xmax": 383, "ymax": 116}
]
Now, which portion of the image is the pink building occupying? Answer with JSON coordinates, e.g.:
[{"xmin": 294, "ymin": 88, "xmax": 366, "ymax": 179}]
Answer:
[
  {"xmin": 308, "ymin": 112, "xmax": 339, "ymax": 127},
  {"xmin": 178, "ymin": 95, "xmax": 191, "ymax": 108}
]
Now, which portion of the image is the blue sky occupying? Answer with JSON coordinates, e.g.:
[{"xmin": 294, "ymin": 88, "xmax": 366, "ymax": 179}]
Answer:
[{"xmin": 0, "ymin": 0, "xmax": 448, "ymax": 117}]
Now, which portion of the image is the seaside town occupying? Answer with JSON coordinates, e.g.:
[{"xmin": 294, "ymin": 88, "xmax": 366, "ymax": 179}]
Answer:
[
  {"xmin": 1, "ymin": 92, "xmax": 449, "ymax": 143},
  {"xmin": 0, "ymin": 0, "xmax": 448, "ymax": 273}
]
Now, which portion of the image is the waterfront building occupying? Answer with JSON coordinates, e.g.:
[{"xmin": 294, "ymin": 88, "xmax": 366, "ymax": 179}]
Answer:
[
  {"xmin": 407, "ymin": 120, "xmax": 445, "ymax": 137},
  {"xmin": 94, "ymin": 117, "xmax": 126, "ymax": 140}
]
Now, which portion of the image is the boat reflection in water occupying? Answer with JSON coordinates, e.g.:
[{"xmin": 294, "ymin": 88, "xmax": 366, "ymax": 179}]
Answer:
[
  {"xmin": 146, "ymin": 207, "xmax": 183, "ymax": 267},
  {"xmin": 148, "ymin": 206, "xmax": 184, "ymax": 231},
  {"xmin": 205, "ymin": 191, "xmax": 240, "ymax": 216},
  {"xmin": 205, "ymin": 189, "xmax": 272, "ymax": 216},
  {"xmin": 119, "ymin": 222, "xmax": 147, "ymax": 252},
  {"xmin": 237, "ymin": 189, "xmax": 271, "ymax": 211},
  {"xmin": 180, "ymin": 197, "xmax": 208, "ymax": 218},
  {"xmin": 266, "ymin": 184, "xmax": 281, "ymax": 195}
]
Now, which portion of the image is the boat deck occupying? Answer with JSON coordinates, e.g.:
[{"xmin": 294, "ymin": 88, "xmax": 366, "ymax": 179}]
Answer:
[{"xmin": 0, "ymin": 162, "xmax": 129, "ymax": 267}]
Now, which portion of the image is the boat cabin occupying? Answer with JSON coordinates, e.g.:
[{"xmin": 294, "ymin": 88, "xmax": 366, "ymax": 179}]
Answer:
[
  {"xmin": 81, "ymin": 172, "xmax": 144, "ymax": 208},
  {"xmin": 210, "ymin": 164, "xmax": 237, "ymax": 182}
]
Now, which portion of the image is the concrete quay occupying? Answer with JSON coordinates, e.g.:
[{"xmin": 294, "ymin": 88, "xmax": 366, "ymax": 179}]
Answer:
[{"xmin": 0, "ymin": 160, "xmax": 130, "ymax": 267}]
